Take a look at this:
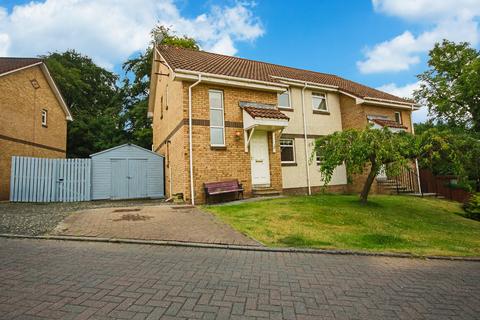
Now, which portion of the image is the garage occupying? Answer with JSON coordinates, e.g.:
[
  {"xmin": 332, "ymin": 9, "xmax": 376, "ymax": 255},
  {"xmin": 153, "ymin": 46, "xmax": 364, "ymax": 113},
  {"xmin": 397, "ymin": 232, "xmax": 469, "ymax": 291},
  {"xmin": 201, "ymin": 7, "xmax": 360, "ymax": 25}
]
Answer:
[{"xmin": 90, "ymin": 144, "xmax": 164, "ymax": 200}]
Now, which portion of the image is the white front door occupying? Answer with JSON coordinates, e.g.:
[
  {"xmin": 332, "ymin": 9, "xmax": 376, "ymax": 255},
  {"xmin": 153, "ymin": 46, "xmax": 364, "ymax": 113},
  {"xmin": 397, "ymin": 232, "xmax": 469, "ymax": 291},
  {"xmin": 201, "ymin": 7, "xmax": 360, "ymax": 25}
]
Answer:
[{"xmin": 250, "ymin": 130, "xmax": 271, "ymax": 186}]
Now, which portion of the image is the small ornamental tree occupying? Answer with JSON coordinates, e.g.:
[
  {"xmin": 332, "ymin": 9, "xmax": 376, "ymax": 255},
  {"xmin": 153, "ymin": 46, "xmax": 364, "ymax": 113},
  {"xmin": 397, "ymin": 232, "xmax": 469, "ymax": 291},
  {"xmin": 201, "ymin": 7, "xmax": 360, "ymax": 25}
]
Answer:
[{"xmin": 313, "ymin": 127, "xmax": 416, "ymax": 204}]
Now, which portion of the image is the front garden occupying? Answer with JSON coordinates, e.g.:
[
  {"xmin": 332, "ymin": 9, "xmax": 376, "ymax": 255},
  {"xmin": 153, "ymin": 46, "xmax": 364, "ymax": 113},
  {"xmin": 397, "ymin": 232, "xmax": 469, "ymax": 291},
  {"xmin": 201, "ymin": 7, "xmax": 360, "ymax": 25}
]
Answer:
[{"xmin": 205, "ymin": 194, "xmax": 480, "ymax": 257}]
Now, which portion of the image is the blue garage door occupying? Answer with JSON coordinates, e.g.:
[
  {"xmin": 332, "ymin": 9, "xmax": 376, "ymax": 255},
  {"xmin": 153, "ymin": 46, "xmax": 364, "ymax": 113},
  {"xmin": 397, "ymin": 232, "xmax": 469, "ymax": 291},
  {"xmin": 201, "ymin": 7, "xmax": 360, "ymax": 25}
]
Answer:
[{"xmin": 111, "ymin": 159, "xmax": 148, "ymax": 200}]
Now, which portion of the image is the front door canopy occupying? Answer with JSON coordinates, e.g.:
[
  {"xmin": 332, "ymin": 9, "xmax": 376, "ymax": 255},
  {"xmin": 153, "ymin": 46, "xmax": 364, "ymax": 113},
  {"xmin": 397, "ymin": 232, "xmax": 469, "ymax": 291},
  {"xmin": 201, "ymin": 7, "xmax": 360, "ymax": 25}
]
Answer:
[
  {"xmin": 241, "ymin": 102, "xmax": 289, "ymax": 131},
  {"xmin": 241, "ymin": 102, "xmax": 289, "ymax": 153}
]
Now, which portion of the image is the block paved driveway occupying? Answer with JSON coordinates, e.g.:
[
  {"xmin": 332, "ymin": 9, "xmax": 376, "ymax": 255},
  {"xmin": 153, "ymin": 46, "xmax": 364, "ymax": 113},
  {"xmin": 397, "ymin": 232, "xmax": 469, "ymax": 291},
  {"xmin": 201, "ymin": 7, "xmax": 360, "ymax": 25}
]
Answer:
[
  {"xmin": 1, "ymin": 239, "xmax": 479, "ymax": 320},
  {"xmin": 52, "ymin": 205, "xmax": 258, "ymax": 246}
]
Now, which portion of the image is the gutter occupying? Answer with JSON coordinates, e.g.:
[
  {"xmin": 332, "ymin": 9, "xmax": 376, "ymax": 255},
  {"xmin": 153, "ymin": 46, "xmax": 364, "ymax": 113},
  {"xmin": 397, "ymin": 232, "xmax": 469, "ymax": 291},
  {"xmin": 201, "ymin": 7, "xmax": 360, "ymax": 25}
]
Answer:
[
  {"xmin": 301, "ymin": 82, "xmax": 311, "ymax": 195},
  {"xmin": 188, "ymin": 74, "xmax": 202, "ymax": 205}
]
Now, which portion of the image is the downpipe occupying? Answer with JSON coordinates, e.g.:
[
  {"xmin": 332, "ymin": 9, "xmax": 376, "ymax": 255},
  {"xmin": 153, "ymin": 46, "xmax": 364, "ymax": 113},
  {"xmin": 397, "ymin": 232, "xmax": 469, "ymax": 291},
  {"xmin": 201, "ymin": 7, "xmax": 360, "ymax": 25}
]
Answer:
[
  {"xmin": 188, "ymin": 74, "xmax": 202, "ymax": 205},
  {"xmin": 301, "ymin": 82, "xmax": 312, "ymax": 195}
]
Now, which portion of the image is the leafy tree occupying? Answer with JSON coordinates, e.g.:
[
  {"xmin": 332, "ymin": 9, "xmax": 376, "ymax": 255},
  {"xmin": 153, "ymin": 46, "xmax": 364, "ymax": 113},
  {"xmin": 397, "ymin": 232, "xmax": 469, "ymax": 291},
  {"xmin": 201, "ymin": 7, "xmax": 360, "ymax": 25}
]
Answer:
[
  {"xmin": 121, "ymin": 26, "xmax": 200, "ymax": 148},
  {"xmin": 416, "ymin": 127, "xmax": 480, "ymax": 191},
  {"xmin": 314, "ymin": 127, "xmax": 416, "ymax": 204},
  {"xmin": 43, "ymin": 51, "xmax": 126, "ymax": 157},
  {"xmin": 414, "ymin": 40, "xmax": 480, "ymax": 132}
]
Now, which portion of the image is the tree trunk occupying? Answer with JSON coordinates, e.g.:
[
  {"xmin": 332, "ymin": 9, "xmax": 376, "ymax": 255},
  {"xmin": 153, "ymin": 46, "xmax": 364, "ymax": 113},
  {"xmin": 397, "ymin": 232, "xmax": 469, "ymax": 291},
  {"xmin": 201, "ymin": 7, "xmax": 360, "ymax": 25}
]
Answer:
[{"xmin": 360, "ymin": 162, "xmax": 377, "ymax": 204}]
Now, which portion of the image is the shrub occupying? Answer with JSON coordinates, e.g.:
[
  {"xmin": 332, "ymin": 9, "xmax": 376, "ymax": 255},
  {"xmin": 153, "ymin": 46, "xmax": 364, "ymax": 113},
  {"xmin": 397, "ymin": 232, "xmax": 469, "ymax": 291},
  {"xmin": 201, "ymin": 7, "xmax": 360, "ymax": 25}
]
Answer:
[{"xmin": 463, "ymin": 193, "xmax": 480, "ymax": 221}]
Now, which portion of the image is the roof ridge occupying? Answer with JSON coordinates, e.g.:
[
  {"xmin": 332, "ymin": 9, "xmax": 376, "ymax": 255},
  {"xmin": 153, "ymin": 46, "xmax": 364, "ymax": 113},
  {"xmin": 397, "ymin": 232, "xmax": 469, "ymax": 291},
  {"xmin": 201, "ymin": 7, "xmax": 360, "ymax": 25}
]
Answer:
[
  {"xmin": 158, "ymin": 45, "xmax": 339, "ymax": 79},
  {"xmin": 0, "ymin": 57, "xmax": 42, "ymax": 60}
]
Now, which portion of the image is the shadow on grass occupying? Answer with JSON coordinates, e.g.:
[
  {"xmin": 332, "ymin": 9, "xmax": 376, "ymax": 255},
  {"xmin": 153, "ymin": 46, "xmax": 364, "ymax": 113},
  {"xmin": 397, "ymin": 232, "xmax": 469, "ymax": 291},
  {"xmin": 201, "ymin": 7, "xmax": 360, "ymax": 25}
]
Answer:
[{"xmin": 279, "ymin": 234, "xmax": 332, "ymax": 247}]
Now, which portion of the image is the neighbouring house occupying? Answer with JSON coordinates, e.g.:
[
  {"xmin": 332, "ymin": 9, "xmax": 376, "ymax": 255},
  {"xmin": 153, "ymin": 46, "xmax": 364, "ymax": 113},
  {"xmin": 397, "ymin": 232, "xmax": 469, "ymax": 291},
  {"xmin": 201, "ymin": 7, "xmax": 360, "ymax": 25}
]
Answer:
[
  {"xmin": 148, "ymin": 45, "xmax": 418, "ymax": 204},
  {"xmin": 0, "ymin": 57, "xmax": 72, "ymax": 200}
]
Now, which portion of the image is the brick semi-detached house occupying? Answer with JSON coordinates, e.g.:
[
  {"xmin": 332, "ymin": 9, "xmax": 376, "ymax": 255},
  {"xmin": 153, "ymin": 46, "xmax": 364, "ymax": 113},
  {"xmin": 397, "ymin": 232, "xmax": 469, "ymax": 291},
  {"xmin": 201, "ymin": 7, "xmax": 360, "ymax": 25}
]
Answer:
[
  {"xmin": 0, "ymin": 58, "xmax": 72, "ymax": 200},
  {"xmin": 149, "ymin": 45, "xmax": 419, "ymax": 204}
]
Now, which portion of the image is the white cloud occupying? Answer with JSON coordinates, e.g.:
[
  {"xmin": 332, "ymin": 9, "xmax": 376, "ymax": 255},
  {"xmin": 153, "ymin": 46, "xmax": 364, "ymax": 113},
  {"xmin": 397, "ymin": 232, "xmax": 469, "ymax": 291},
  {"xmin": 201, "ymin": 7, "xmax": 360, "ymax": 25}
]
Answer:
[
  {"xmin": 358, "ymin": 0, "xmax": 480, "ymax": 74},
  {"xmin": 377, "ymin": 81, "xmax": 421, "ymax": 99},
  {"xmin": 377, "ymin": 81, "xmax": 429, "ymax": 123},
  {"xmin": 0, "ymin": 0, "xmax": 264, "ymax": 67}
]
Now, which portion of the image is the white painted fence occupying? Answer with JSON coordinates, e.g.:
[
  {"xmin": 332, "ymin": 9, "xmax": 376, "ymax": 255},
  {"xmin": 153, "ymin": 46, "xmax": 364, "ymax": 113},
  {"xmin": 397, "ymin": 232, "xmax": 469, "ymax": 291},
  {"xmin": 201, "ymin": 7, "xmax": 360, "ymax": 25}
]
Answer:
[{"xmin": 10, "ymin": 156, "xmax": 91, "ymax": 202}]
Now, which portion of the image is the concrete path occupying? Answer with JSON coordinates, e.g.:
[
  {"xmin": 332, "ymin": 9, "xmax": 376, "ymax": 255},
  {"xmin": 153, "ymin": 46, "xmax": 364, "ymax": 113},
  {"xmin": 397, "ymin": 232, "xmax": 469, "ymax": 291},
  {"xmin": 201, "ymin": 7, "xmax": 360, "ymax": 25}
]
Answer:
[
  {"xmin": 52, "ymin": 205, "xmax": 259, "ymax": 246},
  {"xmin": 0, "ymin": 238, "xmax": 479, "ymax": 319}
]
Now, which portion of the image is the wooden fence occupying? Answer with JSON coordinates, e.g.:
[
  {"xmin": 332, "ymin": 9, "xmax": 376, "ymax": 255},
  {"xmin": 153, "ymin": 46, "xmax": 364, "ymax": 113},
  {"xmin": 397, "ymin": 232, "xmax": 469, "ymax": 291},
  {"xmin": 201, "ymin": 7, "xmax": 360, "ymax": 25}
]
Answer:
[
  {"xmin": 419, "ymin": 169, "xmax": 472, "ymax": 203},
  {"xmin": 10, "ymin": 156, "xmax": 91, "ymax": 202}
]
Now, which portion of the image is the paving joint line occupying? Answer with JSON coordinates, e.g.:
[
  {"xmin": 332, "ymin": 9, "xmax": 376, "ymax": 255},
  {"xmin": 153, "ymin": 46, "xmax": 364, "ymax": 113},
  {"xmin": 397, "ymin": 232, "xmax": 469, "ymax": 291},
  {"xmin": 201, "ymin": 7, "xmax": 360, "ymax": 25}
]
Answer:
[{"xmin": 0, "ymin": 233, "xmax": 479, "ymax": 262}]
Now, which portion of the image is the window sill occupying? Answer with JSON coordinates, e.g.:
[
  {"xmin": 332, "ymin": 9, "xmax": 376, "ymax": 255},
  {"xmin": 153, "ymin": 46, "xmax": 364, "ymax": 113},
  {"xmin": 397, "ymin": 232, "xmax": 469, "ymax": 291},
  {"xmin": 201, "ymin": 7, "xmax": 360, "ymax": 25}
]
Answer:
[
  {"xmin": 278, "ymin": 107, "xmax": 293, "ymax": 112},
  {"xmin": 281, "ymin": 162, "xmax": 297, "ymax": 166},
  {"xmin": 313, "ymin": 110, "xmax": 330, "ymax": 115},
  {"xmin": 210, "ymin": 146, "xmax": 227, "ymax": 150}
]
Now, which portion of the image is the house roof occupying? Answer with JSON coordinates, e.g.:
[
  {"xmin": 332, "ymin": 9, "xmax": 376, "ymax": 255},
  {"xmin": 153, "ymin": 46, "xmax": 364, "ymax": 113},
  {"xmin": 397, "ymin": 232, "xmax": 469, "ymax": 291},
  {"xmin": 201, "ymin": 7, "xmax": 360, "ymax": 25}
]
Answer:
[
  {"xmin": 243, "ymin": 106, "xmax": 289, "ymax": 120},
  {"xmin": 0, "ymin": 57, "xmax": 42, "ymax": 75},
  {"xmin": 158, "ymin": 45, "xmax": 412, "ymax": 105},
  {"xmin": 371, "ymin": 118, "xmax": 407, "ymax": 129}
]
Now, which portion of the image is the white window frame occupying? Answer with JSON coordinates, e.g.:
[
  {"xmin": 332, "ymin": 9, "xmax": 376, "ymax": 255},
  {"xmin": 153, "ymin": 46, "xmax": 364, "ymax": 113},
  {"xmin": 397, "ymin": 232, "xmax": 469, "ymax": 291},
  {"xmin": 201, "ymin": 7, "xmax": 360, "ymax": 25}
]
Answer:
[
  {"xmin": 209, "ymin": 90, "xmax": 225, "ymax": 147},
  {"xmin": 312, "ymin": 92, "xmax": 328, "ymax": 111},
  {"xmin": 280, "ymin": 138, "xmax": 296, "ymax": 163},
  {"xmin": 394, "ymin": 111, "xmax": 402, "ymax": 124},
  {"xmin": 278, "ymin": 89, "xmax": 292, "ymax": 109},
  {"xmin": 41, "ymin": 109, "xmax": 48, "ymax": 127}
]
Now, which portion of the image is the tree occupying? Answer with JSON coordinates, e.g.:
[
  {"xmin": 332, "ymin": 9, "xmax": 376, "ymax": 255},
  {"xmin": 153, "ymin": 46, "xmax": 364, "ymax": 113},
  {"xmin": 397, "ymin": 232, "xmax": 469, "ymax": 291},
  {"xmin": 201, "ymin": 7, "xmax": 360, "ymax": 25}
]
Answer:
[
  {"xmin": 415, "ymin": 126, "xmax": 480, "ymax": 191},
  {"xmin": 414, "ymin": 40, "xmax": 480, "ymax": 132},
  {"xmin": 43, "ymin": 51, "xmax": 126, "ymax": 157},
  {"xmin": 314, "ymin": 127, "xmax": 416, "ymax": 204},
  {"xmin": 121, "ymin": 26, "xmax": 200, "ymax": 148}
]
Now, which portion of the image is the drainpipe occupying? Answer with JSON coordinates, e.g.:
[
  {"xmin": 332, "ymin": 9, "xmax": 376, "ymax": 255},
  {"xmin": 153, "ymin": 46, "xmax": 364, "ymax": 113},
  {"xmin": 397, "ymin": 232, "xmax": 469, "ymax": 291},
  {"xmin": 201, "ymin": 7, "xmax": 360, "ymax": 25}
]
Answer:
[
  {"xmin": 188, "ymin": 74, "xmax": 202, "ymax": 205},
  {"xmin": 411, "ymin": 105, "xmax": 422, "ymax": 195},
  {"xmin": 301, "ymin": 82, "xmax": 312, "ymax": 195}
]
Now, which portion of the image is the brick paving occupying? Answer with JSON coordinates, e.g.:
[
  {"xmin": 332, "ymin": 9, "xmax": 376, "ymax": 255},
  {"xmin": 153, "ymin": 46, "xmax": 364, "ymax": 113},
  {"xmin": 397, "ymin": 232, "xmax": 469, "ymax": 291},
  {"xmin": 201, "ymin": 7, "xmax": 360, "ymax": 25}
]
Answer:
[
  {"xmin": 1, "ymin": 239, "xmax": 479, "ymax": 319},
  {"xmin": 52, "ymin": 205, "xmax": 259, "ymax": 246}
]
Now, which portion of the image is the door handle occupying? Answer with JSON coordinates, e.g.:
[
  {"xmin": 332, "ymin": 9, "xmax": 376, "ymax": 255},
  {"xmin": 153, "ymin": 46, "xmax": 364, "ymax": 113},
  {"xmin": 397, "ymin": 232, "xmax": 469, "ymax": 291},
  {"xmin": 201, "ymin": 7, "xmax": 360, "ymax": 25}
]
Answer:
[{"xmin": 255, "ymin": 160, "xmax": 263, "ymax": 163}]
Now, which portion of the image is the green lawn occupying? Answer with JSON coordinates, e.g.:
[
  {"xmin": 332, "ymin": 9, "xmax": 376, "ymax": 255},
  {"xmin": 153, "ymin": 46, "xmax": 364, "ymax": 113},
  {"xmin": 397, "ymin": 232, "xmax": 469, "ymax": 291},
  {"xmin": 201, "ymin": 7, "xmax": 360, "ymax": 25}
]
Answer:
[{"xmin": 204, "ymin": 194, "xmax": 480, "ymax": 257}]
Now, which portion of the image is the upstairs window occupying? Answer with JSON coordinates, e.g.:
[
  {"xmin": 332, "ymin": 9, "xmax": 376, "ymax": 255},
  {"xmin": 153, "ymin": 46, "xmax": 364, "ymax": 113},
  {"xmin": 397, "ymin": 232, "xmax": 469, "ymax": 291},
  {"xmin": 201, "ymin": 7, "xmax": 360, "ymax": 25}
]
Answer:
[
  {"xmin": 41, "ymin": 109, "xmax": 48, "ymax": 127},
  {"xmin": 280, "ymin": 139, "xmax": 295, "ymax": 163},
  {"xmin": 209, "ymin": 90, "xmax": 225, "ymax": 146},
  {"xmin": 312, "ymin": 92, "xmax": 327, "ymax": 111},
  {"xmin": 394, "ymin": 111, "xmax": 402, "ymax": 124},
  {"xmin": 278, "ymin": 91, "xmax": 291, "ymax": 109}
]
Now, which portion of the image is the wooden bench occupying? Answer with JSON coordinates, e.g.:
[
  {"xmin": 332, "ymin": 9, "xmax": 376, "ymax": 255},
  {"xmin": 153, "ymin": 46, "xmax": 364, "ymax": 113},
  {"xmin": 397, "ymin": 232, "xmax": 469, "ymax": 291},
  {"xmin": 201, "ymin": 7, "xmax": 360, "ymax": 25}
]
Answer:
[{"xmin": 204, "ymin": 180, "xmax": 244, "ymax": 204}]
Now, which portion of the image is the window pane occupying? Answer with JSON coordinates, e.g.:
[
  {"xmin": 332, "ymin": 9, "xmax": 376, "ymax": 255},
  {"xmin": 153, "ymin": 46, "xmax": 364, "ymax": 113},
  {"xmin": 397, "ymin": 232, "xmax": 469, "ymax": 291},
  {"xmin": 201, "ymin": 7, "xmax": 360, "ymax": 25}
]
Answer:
[
  {"xmin": 312, "ymin": 93, "xmax": 327, "ymax": 110},
  {"xmin": 209, "ymin": 91, "xmax": 223, "ymax": 109},
  {"xmin": 210, "ymin": 109, "xmax": 223, "ymax": 126},
  {"xmin": 210, "ymin": 127, "xmax": 224, "ymax": 145},
  {"xmin": 278, "ymin": 92, "xmax": 290, "ymax": 108},
  {"xmin": 280, "ymin": 139, "xmax": 293, "ymax": 146},
  {"xmin": 281, "ymin": 146, "xmax": 294, "ymax": 162}
]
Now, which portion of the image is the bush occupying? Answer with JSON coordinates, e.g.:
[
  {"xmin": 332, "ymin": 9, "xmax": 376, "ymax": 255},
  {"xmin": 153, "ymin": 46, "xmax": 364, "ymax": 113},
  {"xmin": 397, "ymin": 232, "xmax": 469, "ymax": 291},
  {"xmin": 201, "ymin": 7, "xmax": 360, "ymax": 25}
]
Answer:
[{"xmin": 463, "ymin": 193, "xmax": 480, "ymax": 221}]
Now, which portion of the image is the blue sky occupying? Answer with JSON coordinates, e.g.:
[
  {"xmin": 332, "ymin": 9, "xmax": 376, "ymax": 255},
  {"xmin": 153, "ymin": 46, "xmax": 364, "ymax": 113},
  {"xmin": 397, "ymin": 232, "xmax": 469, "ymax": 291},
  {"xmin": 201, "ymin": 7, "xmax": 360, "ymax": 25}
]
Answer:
[{"xmin": 1, "ymin": 0, "xmax": 479, "ymax": 122}]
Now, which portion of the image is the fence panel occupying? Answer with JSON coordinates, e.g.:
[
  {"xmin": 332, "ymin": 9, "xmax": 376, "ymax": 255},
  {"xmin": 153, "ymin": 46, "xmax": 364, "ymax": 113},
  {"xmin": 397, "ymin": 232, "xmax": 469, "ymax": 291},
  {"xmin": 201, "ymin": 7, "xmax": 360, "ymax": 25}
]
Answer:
[{"xmin": 10, "ymin": 156, "xmax": 92, "ymax": 202}]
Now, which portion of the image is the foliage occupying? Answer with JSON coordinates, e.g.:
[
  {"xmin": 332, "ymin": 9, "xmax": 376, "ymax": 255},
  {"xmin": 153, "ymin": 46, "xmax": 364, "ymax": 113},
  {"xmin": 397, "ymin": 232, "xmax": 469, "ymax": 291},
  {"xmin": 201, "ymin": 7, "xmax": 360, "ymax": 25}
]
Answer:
[
  {"xmin": 121, "ymin": 25, "xmax": 200, "ymax": 149},
  {"xmin": 313, "ymin": 127, "xmax": 416, "ymax": 203},
  {"xmin": 205, "ymin": 194, "xmax": 480, "ymax": 256},
  {"xmin": 463, "ymin": 193, "xmax": 480, "ymax": 221},
  {"xmin": 43, "ymin": 26, "xmax": 200, "ymax": 156},
  {"xmin": 414, "ymin": 40, "xmax": 480, "ymax": 132},
  {"xmin": 415, "ymin": 126, "xmax": 480, "ymax": 189},
  {"xmin": 43, "ymin": 51, "xmax": 126, "ymax": 157}
]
